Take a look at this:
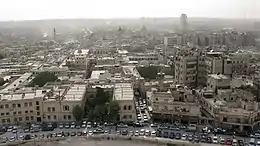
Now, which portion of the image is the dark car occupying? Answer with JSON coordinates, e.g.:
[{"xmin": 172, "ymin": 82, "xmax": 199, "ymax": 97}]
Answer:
[
  {"xmin": 122, "ymin": 130, "xmax": 128, "ymax": 136},
  {"xmin": 194, "ymin": 135, "xmax": 200, "ymax": 143},
  {"xmin": 207, "ymin": 136, "xmax": 213, "ymax": 143},
  {"xmin": 169, "ymin": 132, "xmax": 175, "ymax": 139},
  {"xmin": 163, "ymin": 132, "xmax": 169, "ymax": 138},
  {"xmin": 77, "ymin": 132, "xmax": 82, "ymax": 136},
  {"xmin": 200, "ymin": 135, "xmax": 207, "ymax": 142},
  {"xmin": 24, "ymin": 134, "xmax": 31, "ymax": 140},
  {"xmin": 64, "ymin": 132, "xmax": 70, "ymax": 137},
  {"xmin": 156, "ymin": 130, "xmax": 162, "ymax": 137},
  {"xmin": 238, "ymin": 139, "xmax": 245, "ymax": 146},
  {"xmin": 175, "ymin": 133, "xmax": 181, "ymax": 139}
]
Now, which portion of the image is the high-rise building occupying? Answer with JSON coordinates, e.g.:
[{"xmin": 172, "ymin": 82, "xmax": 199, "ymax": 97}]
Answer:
[{"xmin": 180, "ymin": 14, "xmax": 188, "ymax": 33}]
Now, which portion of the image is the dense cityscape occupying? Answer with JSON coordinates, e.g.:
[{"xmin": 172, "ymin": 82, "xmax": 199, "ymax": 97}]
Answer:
[{"xmin": 0, "ymin": 12, "xmax": 260, "ymax": 146}]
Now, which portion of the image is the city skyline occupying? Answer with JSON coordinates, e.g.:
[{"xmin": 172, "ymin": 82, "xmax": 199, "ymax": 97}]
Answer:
[{"xmin": 0, "ymin": 0, "xmax": 259, "ymax": 21}]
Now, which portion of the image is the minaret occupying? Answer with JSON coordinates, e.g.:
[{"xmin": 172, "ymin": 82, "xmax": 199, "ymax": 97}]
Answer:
[{"xmin": 53, "ymin": 28, "xmax": 56, "ymax": 41}]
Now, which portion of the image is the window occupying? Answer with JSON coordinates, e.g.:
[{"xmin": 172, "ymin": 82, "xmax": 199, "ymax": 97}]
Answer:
[
  {"xmin": 29, "ymin": 102, "xmax": 32, "ymax": 106},
  {"xmin": 1, "ymin": 113, "xmax": 4, "ymax": 116},
  {"xmin": 64, "ymin": 115, "xmax": 67, "ymax": 120},
  {"xmin": 19, "ymin": 117, "xmax": 22, "ymax": 121},
  {"xmin": 18, "ymin": 111, "xmax": 22, "ymax": 114},
  {"xmin": 129, "ymin": 115, "xmax": 132, "ymax": 119},
  {"xmin": 6, "ymin": 118, "xmax": 10, "ymax": 123},
  {"xmin": 24, "ymin": 103, "xmax": 28, "ymax": 107},
  {"xmin": 26, "ymin": 117, "xmax": 29, "ymax": 121},
  {"xmin": 52, "ymin": 107, "xmax": 55, "ymax": 112},
  {"xmin": 123, "ymin": 115, "xmax": 127, "ymax": 119},
  {"xmin": 12, "ymin": 104, "xmax": 16, "ymax": 108},
  {"xmin": 14, "ymin": 118, "xmax": 17, "ymax": 122},
  {"xmin": 123, "ymin": 105, "xmax": 127, "ymax": 110},
  {"xmin": 128, "ymin": 105, "xmax": 132, "ymax": 110},
  {"xmin": 30, "ymin": 116, "xmax": 34, "ymax": 120},
  {"xmin": 68, "ymin": 115, "xmax": 71, "ymax": 120},
  {"xmin": 63, "ymin": 105, "xmax": 69, "ymax": 111},
  {"xmin": 5, "ymin": 104, "xmax": 9, "ymax": 108},
  {"xmin": 13, "ymin": 112, "xmax": 16, "ymax": 115},
  {"xmin": 0, "ymin": 105, "xmax": 3, "ymax": 109},
  {"xmin": 30, "ymin": 110, "xmax": 33, "ymax": 113},
  {"xmin": 37, "ymin": 112, "xmax": 40, "ymax": 115},
  {"xmin": 223, "ymin": 117, "xmax": 227, "ymax": 122},
  {"xmin": 53, "ymin": 115, "xmax": 57, "ymax": 120},
  {"xmin": 47, "ymin": 116, "xmax": 51, "ymax": 120},
  {"xmin": 17, "ymin": 104, "xmax": 21, "ymax": 108},
  {"xmin": 2, "ymin": 119, "xmax": 5, "ymax": 123},
  {"xmin": 36, "ymin": 101, "xmax": 39, "ymax": 105},
  {"xmin": 47, "ymin": 107, "xmax": 51, "ymax": 112},
  {"xmin": 6, "ymin": 112, "xmax": 9, "ymax": 116},
  {"xmin": 36, "ymin": 106, "xmax": 40, "ymax": 110},
  {"xmin": 25, "ymin": 111, "xmax": 28, "ymax": 114}
]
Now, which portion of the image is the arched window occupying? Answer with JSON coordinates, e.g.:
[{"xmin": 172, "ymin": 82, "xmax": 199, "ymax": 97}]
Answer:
[
  {"xmin": 128, "ymin": 105, "xmax": 132, "ymax": 110},
  {"xmin": 123, "ymin": 105, "xmax": 127, "ymax": 110}
]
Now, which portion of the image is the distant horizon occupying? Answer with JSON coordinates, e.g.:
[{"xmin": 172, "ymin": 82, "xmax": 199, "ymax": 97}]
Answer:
[
  {"xmin": 1, "ymin": 16, "xmax": 259, "ymax": 23},
  {"xmin": 0, "ymin": 0, "xmax": 259, "ymax": 21}
]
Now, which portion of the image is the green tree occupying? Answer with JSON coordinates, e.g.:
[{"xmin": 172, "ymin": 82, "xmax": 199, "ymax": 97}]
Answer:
[
  {"xmin": 137, "ymin": 66, "xmax": 158, "ymax": 79},
  {"xmin": 29, "ymin": 72, "xmax": 58, "ymax": 87},
  {"xmin": 0, "ymin": 78, "xmax": 5, "ymax": 86},
  {"xmin": 107, "ymin": 101, "xmax": 120, "ymax": 121},
  {"xmin": 94, "ymin": 105, "xmax": 107, "ymax": 122},
  {"xmin": 0, "ymin": 54, "xmax": 5, "ymax": 60},
  {"xmin": 72, "ymin": 105, "xmax": 84, "ymax": 121}
]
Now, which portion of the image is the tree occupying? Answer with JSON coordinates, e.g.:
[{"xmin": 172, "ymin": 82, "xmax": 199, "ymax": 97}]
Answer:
[
  {"xmin": 29, "ymin": 72, "xmax": 58, "ymax": 87},
  {"xmin": 0, "ymin": 78, "xmax": 5, "ymax": 86},
  {"xmin": 94, "ymin": 105, "xmax": 107, "ymax": 122},
  {"xmin": 107, "ymin": 101, "xmax": 120, "ymax": 121},
  {"xmin": 137, "ymin": 66, "xmax": 158, "ymax": 79},
  {"xmin": 72, "ymin": 105, "xmax": 84, "ymax": 121}
]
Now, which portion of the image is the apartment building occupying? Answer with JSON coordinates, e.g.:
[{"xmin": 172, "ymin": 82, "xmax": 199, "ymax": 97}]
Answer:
[
  {"xmin": 66, "ymin": 49, "xmax": 89, "ymax": 69},
  {"xmin": 127, "ymin": 52, "xmax": 163, "ymax": 63},
  {"xmin": 151, "ymin": 85, "xmax": 201, "ymax": 124},
  {"xmin": 207, "ymin": 74, "xmax": 231, "ymax": 92},
  {"xmin": 229, "ymin": 52, "xmax": 251, "ymax": 75},
  {"xmin": 198, "ymin": 89, "xmax": 260, "ymax": 132},
  {"xmin": 113, "ymin": 83, "xmax": 136, "ymax": 122},
  {"xmin": 0, "ymin": 84, "xmax": 87, "ymax": 125},
  {"xmin": 0, "ymin": 91, "xmax": 44, "ymax": 124},
  {"xmin": 42, "ymin": 84, "xmax": 86, "ymax": 122},
  {"xmin": 175, "ymin": 51, "xmax": 198, "ymax": 87}
]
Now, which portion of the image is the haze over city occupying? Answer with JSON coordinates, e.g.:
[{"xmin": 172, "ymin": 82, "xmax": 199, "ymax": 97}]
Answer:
[
  {"xmin": 1, "ymin": 0, "xmax": 260, "ymax": 146},
  {"xmin": 0, "ymin": 0, "xmax": 259, "ymax": 21}
]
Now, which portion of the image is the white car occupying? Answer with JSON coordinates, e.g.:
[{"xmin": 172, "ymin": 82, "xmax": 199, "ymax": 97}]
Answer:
[
  {"xmin": 181, "ymin": 134, "xmax": 187, "ymax": 140},
  {"xmin": 88, "ymin": 131, "xmax": 93, "ymax": 136},
  {"xmin": 145, "ymin": 130, "xmax": 150, "ymax": 136},
  {"xmin": 140, "ymin": 129, "xmax": 145, "ymax": 136},
  {"xmin": 212, "ymin": 136, "xmax": 218, "ymax": 144},
  {"xmin": 135, "ymin": 130, "xmax": 139, "ymax": 136},
  {"xmin": 151, "ymin": 131, "xmax": 156, "ymax": 137},
  {"xmin": 9, "ymin": 137, "xmax": 16, "ymax": 142},
  {"xmin": 256, "ymin": 141, "xmax": 260, "ymax": 146},
  {"xmin": 18, "ymin": 135, "xmax": 24, "ymax": 141},
  {"xmin": 220, "ymin": 137, "xmax": 225, "ymax": 144}
]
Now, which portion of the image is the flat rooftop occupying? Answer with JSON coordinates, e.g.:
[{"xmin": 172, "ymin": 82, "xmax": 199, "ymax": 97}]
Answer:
[
  {"xmin": 64, "ymin": 84, "xmax": 86, "ymax": 101},
  {"xmin": 0, "ymin": 90, "xmax": 44, "ymax": 101},
  {"xmin": 1, "ymin": 73, "xmax": 32, "ymax": 93},
  {"xmin": 114, "ymin": 83, "xmax": 134, "ymax": 101},
  {"xmin": 208, "ymin": 74, "xmax": 229, "ymax": 80},
  {"xmin": 90, "ymin": 70, "xmax": 107, "ymax": 80},
  {"xmin": 74, "ymin": 49, "xmax": 89, "ymax": 55}
]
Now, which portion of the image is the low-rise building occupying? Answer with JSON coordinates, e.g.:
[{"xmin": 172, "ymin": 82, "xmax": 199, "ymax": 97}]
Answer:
[
  {"xmin": 113, "ymin": 83, "xmax": 136, "ymax": 122},
  {"xmin": 151, "ymin": 85, "xmax": 201, "ymax": 124}
]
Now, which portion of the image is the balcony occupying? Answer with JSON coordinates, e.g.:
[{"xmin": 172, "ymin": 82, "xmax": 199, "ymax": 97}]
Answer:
[{"xmin": 152, "ymin": 109, "xmax": 200, "ymax": 117}]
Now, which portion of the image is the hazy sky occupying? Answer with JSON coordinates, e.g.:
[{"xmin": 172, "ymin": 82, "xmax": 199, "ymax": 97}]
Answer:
[{"xmin": 0, "ymin": 0, "xmax": 259, "ymax": 21}]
